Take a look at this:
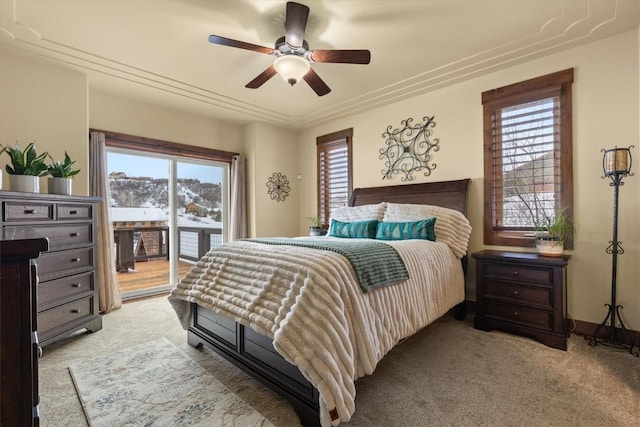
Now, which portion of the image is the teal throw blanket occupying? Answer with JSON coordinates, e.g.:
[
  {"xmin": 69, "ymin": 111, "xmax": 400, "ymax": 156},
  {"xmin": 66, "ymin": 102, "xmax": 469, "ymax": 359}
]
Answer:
[{"xmin": 244, "ymin": 238, "xmax": 409, "ymax": 293}]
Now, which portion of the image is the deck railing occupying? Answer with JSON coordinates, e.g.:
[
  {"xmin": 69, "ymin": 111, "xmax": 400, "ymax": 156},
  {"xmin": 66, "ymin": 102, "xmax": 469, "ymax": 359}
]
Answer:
[{"xmin": 114, "ymin": 225, "xmax": 223, "ymax": 271}]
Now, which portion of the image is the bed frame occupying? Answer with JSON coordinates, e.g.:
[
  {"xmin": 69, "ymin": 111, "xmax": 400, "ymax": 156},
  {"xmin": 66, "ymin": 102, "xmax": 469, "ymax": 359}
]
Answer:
[{"xmin": 187, "ymin": 178, "xmax": 471, "ymax": 427}]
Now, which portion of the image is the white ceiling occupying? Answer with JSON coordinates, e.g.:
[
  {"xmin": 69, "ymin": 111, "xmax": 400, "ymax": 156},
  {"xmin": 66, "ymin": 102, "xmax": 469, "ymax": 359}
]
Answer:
[{"xmin": 1, "ymin": 0, "xmax": 638, "ymax": 129}]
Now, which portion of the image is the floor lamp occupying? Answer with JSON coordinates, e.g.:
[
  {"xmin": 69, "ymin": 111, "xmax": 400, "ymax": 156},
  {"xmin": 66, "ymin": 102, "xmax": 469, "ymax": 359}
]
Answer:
[{"xmin": 587, "ymin": 146, "xmax": 638, "ymax": 356}]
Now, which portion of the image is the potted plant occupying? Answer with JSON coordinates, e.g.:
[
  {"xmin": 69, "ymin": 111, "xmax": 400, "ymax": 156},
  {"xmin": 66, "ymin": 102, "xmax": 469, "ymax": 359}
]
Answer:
[
  {"xmin": 1, "ymin": 142, "xmax": 48, "ymax": 192},
  {"xmin": 46, "ymin": 151, "xmax": 80, "ymax": 195},
  {"xmin": 307, "ymin": 216, "xmax": 326, "ymax": 236},
  {"xmin": 535, "ymin": 207, "xmax": 574, "ymax": 256}
]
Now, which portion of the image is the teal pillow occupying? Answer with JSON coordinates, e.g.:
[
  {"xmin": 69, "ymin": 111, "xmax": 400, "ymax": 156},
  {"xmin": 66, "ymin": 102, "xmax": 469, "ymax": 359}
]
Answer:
[
  {"xmin": 329, "ymin": 219, "xmax": 378, "ymax": 239},
  {"xmin": 376, "ymin": 218, "xmax": 437, "ymax": 241}
]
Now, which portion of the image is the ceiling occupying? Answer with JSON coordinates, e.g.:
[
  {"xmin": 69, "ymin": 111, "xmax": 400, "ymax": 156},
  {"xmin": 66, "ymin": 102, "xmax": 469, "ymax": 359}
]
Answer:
[{"xmin": 1, "ymin": 0, "xmax": 638, "ymax": 129}]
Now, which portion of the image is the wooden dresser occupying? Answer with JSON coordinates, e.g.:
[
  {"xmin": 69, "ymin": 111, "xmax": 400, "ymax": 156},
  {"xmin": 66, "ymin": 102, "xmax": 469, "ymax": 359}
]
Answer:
[
  {"xmin": 0, "ymin": 227, "xmax": 48, "ymax": 426},
  {"xmin": 473, "ymin": 250, "xmax": 570, "ymax": 350},
  {"xmin": 0, "ymin": 191, "xmax": 102, "ymax": 346}
]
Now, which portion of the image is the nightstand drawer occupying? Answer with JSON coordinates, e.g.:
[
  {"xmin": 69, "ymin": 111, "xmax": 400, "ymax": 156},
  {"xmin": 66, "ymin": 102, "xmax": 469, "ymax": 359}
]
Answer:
[
  {"xmin": 486, "ymin": 282, "xmax": 552, "ymax": 309},
  {"xmin": 484, "ymin": 263, "xmax": 553, "ymax": 285},
  {"xmin": 3, "ymin": 202, "xmax": 54, "ymax": 222},
  {"xmin": 485, "ymin": 301, "xmax": 553, "ymax": 331}
]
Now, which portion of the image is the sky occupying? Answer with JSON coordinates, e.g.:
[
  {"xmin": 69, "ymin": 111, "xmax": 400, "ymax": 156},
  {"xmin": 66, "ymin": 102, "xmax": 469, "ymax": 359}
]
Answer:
[{"xmin": 107, "ymin": 152, "xmax": 223, "ymax": 184}]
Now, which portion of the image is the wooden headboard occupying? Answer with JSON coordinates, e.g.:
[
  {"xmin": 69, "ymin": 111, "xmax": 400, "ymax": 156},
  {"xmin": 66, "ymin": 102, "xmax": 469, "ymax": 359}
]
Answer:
[{"xmin": 349, "ymin": 179, "xmax": 471, "ymax": 215}]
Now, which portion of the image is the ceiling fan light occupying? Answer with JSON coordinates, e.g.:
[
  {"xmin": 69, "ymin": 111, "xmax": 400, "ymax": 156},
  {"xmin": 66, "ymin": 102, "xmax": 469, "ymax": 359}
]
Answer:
[{"xmin": 274, "ymin": 55, "xmax": 310, "ymax": 86}]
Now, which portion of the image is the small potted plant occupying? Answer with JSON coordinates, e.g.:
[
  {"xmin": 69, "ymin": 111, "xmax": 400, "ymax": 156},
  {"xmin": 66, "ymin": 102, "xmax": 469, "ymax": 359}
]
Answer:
[
  {"xmin": 1, "ymin": 142, "xmax": 49, "ymax": 193},
  {"xmin": 46, "ymin": 151, "xmax": 80, "ymax": 195},
  {"xmin": 307, "ymin": 216, "xmax": 326, "ymax": 236},
  {"xmin": 535, "ymin": 208, "xmax": 574, "ymax": 256}
]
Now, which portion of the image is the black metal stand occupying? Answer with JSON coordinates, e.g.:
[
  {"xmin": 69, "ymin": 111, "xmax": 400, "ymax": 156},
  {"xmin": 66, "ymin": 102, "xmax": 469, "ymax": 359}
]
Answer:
[{"xmin": 587, "ymin": 155, "xmax": 638, "ymax": 356}]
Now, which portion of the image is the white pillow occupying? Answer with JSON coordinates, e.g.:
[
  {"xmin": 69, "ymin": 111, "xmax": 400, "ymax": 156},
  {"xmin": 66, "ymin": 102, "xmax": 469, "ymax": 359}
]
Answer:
[
  {"xmin": 383, "ymin": 203, "xmax": 472, "ymax": 258},
  {"xmin": 331, "ymin": 202, "xmax": 387, "ymax": 222}
]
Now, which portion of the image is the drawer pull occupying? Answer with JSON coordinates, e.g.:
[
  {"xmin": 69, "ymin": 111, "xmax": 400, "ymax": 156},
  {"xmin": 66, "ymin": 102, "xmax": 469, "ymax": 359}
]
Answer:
[
  {"xmin": 38, "ymin": 346, "xmax": 43, "ymax": 359},
  {"xmin": 24, "ymin": 209, "xmax": 36, "ymax": 214},
  {"xmin": 70, "ymin": 232, "xmax": 79, "ymax": 237},
  {"xmin": 71, "ymin": 257, "xmax": 81, "ymax": 263},
  {"xmin": 512, "ymin": 290, "xmax": 519, "ymax": 296},
  {"xmin": 72, "ymin": 283, "xmax": 82, "ymax": 288},
  {"xmin": 69, "ymin": 210, "xmax": 79, "ymax": 215},
  {"xmin": 512, "ymin": 270, "xmax": 519, "ymax": 276},
  {"xmin": 513, "ymin": 311, "xmax": 519, "ymax": 316},
  {"xmin": 71, "ymin": 309, "xmax": 80, "ymax": 314}
]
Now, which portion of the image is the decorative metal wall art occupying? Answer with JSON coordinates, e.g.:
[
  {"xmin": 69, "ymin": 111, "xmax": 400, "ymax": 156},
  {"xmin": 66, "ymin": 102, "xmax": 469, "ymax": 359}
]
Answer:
[
  {"xmin": 379, "ymin": 116, "xmax": 439, "ymax": 181},
  {"xmin": 266, "ymin": 172, "xmax": 290, "ymax": 202}
]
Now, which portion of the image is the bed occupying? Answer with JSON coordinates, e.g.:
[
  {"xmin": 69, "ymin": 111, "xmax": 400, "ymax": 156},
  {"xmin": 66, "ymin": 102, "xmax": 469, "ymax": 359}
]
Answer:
[{"xmin": 169, "ymin": 178, "xmax": 471, "ymax": 427}]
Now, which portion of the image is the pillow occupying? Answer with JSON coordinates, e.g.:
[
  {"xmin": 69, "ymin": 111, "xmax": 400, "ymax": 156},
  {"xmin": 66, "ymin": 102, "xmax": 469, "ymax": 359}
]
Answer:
[
  {"xmin": 329, "ymin": 219, "xmax": 378, "ymax": 239},
  {"xmin": 383, "ymin": 203, "xmax": 472, "ymax": 258},
  {"xmin": 375, "ymin": 218, "xmax": 436, "ymax": 241},
  {"xmin": 331, "ymin": 202, "xmax": 387, "ymax": 222}
]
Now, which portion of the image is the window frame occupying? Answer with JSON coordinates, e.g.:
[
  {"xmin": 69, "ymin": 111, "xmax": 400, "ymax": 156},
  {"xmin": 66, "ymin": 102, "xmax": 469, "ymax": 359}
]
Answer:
[
  {"xmin": 482, "ymin": 69, "xmax": 574, "ymax": 248},
  {"xmin": 316, "ymin": 128, "xmax": 353, "ymax": 229}
]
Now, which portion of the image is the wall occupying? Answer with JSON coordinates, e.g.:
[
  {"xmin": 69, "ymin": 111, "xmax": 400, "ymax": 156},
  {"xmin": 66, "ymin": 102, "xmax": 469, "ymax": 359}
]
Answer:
[
  {"xmin": 0, "ymin": 50, "xmax": 89, "ymax": 195},
  {"xmin": 243, "ymin": 122, "xmax": 300, "ymax": 238},
  {"xmin": 299, "ymin": 30, "xmax": 640, "ymax": 331}
]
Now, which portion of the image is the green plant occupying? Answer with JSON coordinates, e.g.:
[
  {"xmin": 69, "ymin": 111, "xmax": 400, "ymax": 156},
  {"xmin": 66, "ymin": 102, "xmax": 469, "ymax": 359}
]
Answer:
[
  {"xmin": 538, "ymin": 207, "xmax": 574, "ymax": 245},
  {"xmin": 1, "ymin": 142, "xmax": 49, "ymax": 176},
  {"xmin": 47, "ymin": 151, "xmax": 80, "ymax": 178},
  {"xmin": 307, "ymin": 216, "xmax": 322, "ymax": 228}
]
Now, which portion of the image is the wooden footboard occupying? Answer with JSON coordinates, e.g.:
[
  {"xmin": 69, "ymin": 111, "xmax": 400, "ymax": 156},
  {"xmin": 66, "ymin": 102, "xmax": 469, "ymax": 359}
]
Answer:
[{"xmin": 187, "ymin": 303, "xmax": 321, "ymax": 427}]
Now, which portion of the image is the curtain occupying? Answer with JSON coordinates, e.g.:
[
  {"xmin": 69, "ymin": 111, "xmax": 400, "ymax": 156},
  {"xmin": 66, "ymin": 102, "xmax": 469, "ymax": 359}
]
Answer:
[
  {"xmin": 230, "ymin": 155, "xmax": 247, "ymax": 240},
  {"xmin": 89, "ymin": 131, "xmax": 122, "ymax": 313}
]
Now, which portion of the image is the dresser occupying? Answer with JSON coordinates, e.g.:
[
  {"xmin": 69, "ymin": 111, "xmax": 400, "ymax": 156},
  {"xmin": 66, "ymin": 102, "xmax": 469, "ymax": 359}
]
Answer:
[
  {"xmin": 0, "ymin": 191, "xmax": 102, "ymax": 347},
  {"xmin": 0, "ymin": 227, "xmax": 48, "ymax": 426},
  {"xmin": 473, "ymin": 250, "xmax": 570, "ymax": 350}
]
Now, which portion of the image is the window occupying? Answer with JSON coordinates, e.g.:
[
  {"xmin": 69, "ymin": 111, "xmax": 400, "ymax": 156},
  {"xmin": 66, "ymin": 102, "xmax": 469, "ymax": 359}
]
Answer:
[
  {"xmin": 482, "ymin": 69, "xmax": 574, "ymax": 247},
  {"xmin": 317, "ymin": 128, "xmax": 353, "ymax": 228}
]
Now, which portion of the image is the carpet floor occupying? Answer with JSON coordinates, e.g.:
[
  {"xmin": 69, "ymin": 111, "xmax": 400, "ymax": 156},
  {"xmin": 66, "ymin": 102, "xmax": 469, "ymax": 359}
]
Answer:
[{"xmin": 39, "ymin": 296, "xmax": 640, "ymax": 427}]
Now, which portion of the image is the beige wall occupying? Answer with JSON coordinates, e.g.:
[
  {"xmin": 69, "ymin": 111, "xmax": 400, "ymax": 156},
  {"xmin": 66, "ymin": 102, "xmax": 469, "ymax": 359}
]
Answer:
[
  {"xmin": 243, "ymin": 122, "xmax": 300, "ymax": 238},
  {"xmin": 0, "ymin": 50, "xmax": 89, "ymax": 195},
  {"xmin": 299, "ymin": 30, "xmax": 640, "ymax": 330}
]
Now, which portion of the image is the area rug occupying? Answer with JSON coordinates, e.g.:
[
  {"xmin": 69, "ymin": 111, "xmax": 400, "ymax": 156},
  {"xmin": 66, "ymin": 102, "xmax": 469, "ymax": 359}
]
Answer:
[{"xmin": 68, "ymin": 338, "xmax": 273, "ymax": 427}]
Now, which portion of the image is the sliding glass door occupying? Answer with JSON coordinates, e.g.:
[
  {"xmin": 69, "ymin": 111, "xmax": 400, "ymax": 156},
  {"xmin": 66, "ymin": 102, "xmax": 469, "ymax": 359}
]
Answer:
[{"xmin": 107, "ymin": 149, "xmax": 227, "ymax": 299}]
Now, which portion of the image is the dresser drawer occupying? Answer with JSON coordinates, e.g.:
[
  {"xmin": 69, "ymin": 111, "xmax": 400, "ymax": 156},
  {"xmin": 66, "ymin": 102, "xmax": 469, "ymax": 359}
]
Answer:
[
  {"xmin": 38, "ymin": 296, "xmax": 94, "ymax": 336},
  {"xmin": 484, "ymin": 263, "xmax": 553, "ymax": 286},
  {"xmin": 36, "ymin": 247, "xmax": 93, "ymax": 280},
  {"xmin": 58, "ymin": 204, "xmax": 93, "ymax": 220},
  {"xmin": 37, "ymin": 272, "xmax": 94, "ymax": 309},
  {"xmin": 19, "ymin": 224, "xmax": 93, "ymax": 250},
  {"xmin": 3, "ymin": 202, "xmax": 54, "ymax": 222},
  {"xmin": 485, "ymin": 282, "xmax": 553, "ymax": 309},
  {"xmin": 485, "ymin": 301, "xmax": 553, "ymax": 331}
]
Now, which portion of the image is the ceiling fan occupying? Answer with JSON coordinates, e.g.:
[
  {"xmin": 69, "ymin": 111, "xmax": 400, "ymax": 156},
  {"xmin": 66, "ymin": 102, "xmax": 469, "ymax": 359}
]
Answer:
[{"xmin": 208, "ymin": 1, "xmax": 371, "ymax": 96}]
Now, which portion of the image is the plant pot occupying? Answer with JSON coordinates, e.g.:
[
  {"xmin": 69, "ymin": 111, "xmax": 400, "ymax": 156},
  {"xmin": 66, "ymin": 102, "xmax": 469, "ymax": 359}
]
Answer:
[
  {"xmin": 536, "ymin": 237, "xmax": 564, "ymax": 256},
  {"xmin": 48, "ymin": 177, "xmax": 72, "ymax": 195},
  {"xmin": 309, "ymin": 227, "xmax": 326, "ymax": 236},
  {"xmin": 9, "ymin": 175, "xmax": 40, "ymax": 193}
]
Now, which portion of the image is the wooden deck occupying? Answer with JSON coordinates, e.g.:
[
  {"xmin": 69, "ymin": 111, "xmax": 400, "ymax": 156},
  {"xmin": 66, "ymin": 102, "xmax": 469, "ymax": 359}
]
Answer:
[{"xmin": 117, "ymin": 259, "xmax": 194, "ymax": 293}]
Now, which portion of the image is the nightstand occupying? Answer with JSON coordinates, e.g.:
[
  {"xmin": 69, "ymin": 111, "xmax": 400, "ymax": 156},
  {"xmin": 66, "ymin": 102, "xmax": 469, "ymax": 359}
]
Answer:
[{"xmin": 473, "ymin": 250, "xmax": 570, "ymax": 350}]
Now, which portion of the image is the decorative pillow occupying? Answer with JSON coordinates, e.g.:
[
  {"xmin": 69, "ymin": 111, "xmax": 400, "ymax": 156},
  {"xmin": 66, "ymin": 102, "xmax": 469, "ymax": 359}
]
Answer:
[
  {"xmin": 375, "ymin": 218, "xmax": 436, "ymax": 241},
  {"xmin": 329, "ymin": 219, "xmax": 378, "ymax": 239},
  {"xmin": 330, "ymin": 202, "xmax": 387, "ymax": 222},
  {"xmin": 383, "ymin": 203, "xmax": 472, "ymax": 258}
]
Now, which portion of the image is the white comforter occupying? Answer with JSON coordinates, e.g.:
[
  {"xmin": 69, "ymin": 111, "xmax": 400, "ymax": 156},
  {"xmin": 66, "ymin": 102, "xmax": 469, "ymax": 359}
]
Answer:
[{"xmin": 169, "ymin": 237, "xmax": 465, "ymax": 426}]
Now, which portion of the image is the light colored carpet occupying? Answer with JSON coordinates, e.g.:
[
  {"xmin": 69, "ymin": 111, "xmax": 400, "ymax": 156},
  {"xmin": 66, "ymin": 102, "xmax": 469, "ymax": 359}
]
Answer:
[
  {"xmin": 69, "ymin": 338, "xmax": 273, "ymax": 427},
  {"xmin": 39, "ymin": 296, "xmax": 640, "ymax": 427}
]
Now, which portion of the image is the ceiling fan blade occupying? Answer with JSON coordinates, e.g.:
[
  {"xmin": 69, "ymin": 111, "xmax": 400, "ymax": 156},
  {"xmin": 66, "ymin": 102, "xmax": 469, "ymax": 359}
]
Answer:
[
  {"xmin": 303, "ymin": 68, "xmax": 331, "ymax": 96},
  {"xmin": 284, "ymin": 2, "xmax": 309, "ymax": 49},
  {"xmin": 310, "ymin": 50, "xmax": 371, "ymax": 64},
  {"xmin": 245, "ymin": 65, "xmax": 277, "ymax": 89},
  {"xmin": 208, "ymin": 35, "xmax": 275, "ymax": 55}
]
